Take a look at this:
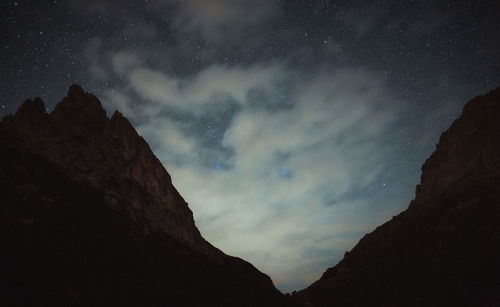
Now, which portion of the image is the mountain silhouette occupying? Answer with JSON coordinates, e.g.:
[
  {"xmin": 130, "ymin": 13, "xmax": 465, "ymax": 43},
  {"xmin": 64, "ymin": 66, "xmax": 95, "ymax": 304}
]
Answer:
[{"xmin": 1, "ymin": 85, "xmax": 499, "ymax": 306}]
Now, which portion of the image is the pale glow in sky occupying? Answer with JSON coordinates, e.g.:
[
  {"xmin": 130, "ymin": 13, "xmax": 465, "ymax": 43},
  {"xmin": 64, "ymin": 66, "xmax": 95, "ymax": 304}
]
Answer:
[{"xmin": 102, "ymin": 60, "xmax": 430, "ymax": 290}]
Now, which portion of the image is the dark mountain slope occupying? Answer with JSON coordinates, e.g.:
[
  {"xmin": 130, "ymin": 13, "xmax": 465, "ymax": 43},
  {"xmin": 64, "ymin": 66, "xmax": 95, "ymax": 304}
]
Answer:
[
  {"xmin": 294, "ymin": 88, "xmax": 500, "ymax": 306},
  {"xmin": 1, "ymin": 85, "xmax": 211, "ymax": 254},
  {"xmin": 0, "ymin": 85, "xmax": 292, "ymax": 306}
]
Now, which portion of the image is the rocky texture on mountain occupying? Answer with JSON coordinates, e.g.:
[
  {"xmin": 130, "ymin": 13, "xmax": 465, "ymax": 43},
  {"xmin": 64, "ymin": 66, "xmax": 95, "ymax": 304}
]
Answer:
[
  {"xmin": 294, "ymin": 87, "xmax": 500, "ymax": 306},
  {"xmin": 1, "ymin": 85, "xmax": 209, "ymax": 253},
  {"xmin": 0, "ymin": 85, "xmax": 292, "ymax": 306}
]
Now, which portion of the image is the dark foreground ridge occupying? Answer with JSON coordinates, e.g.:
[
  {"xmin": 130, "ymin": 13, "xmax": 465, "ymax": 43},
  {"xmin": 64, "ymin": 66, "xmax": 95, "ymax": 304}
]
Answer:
[
  {"xmin": 294, "ymin": 87, "xmax": 500, "ymax": 306},
  {"xmin": 0, "ymin": 85, "xmax": 292, "ymax": 306},
  {"xmin": 1, "ymin": 85, "xmax": 499, "ymax": 306}
]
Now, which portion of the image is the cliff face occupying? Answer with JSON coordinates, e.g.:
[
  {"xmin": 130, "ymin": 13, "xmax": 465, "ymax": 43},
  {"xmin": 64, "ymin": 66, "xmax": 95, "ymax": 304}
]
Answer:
[
  {"xmin": 1, "ymin": 85, "xmax": 207, "ymax": 252},
  {"xmin": 0, "ymin": 85, "xmax": 290, "ymax": 306},
  {"xmin": 295, "ymin": 88, "xmax": 500, "ymax": 306}
]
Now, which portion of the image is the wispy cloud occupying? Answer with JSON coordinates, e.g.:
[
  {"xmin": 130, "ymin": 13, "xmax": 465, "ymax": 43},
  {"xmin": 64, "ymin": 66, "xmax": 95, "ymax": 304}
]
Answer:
[
  {"xmin": 100, "ymin": 53, "xmax": 405, "ymax": 290},
  {"xmin": 121, "ymin": 63, "xmax": 286, "ymax": 116},
  {"xmin": 172, "ymin": 0, "xmax": 280, "ymax": 40},
  {"xmin": 84, "ymin": 37, "xmax": 108, "ymax": 80}
]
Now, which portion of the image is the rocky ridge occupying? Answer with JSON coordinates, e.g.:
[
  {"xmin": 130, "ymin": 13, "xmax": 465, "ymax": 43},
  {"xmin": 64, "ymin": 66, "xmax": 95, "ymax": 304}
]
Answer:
[{"xmin": 1, "ymin": 84, "xmax": 215, "ymax": 256}]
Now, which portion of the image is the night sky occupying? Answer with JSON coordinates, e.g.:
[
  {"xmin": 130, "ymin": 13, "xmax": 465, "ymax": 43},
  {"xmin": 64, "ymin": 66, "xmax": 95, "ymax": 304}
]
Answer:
[{"xmin": 1, "ymin": 0, "xmax": 499, "ymax": 292}]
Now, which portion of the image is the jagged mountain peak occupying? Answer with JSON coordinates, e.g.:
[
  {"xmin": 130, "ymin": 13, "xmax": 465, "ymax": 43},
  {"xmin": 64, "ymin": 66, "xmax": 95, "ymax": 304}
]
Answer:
[
  {"xmin": 50, "ymin": 85, "xmax": 108, "ymax": 133},
  {"xmin": 0, "ymin": 85, "xmax": 210, "ymax": 254},
  {"xmin": 5, "ymin": 97, "xmax": 47, "ymax": 134},
  {"xmin": 17, "ymin": 97, "xmax": 46, "ymax": 117},
  {"xmin": 68, "ymin": 83, "xmax": 85, "ymax": 97}
]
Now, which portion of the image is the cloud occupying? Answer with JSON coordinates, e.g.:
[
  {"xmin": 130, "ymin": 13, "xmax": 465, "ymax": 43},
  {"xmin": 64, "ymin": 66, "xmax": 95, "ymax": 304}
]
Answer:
[
  {"xmin": 124, "ymin": 63, "xmax": 286, "ymax": 115},
  {"xmin": 338, "ymin": 0, "xmax": 460, "ymax": 38},
  {"xmin": 102, "ymin": 89, "xmax": 134, "ymax": 118},
  {"xmin": 101, "ymin": 58, "xmax": 403, "ymax": 291},
  {"xmin": 199, "ymin": 67, "xmax": 396, "ymax": 286},
  {"xmin": 84, "ymin": 37, "xmax": 108, "ymax": 80},
  {"xmin": 172, "ymin": 0, "xmax": 280, "ymax": 40},
  {"xmin": 111, "ymin": 51, "xmax": 143, "ymax": 75},
  {"xmin": 69, "ymin": 0, "xmax": 279, "ymax": 44},
  {"xmin": 129, "ymin": 67, "xmax": 180, "ymax": 106},
  {"xmin": 137, "ymin": 118, "xmax": 201, "ymax": 165}
]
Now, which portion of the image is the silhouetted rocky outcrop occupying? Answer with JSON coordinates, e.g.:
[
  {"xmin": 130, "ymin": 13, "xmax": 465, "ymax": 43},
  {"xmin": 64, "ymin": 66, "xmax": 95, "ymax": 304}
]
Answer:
[
  {"xmin": 0, "ymin": 85, "xmax": 291, "ymax": 306},
  {"xmin": 1, "ymin": 85, "xmax": 211, "ymax": 253},
  {"xmin": 294, "ymin": 87, "xmax": 500, "ymax": 306}
]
